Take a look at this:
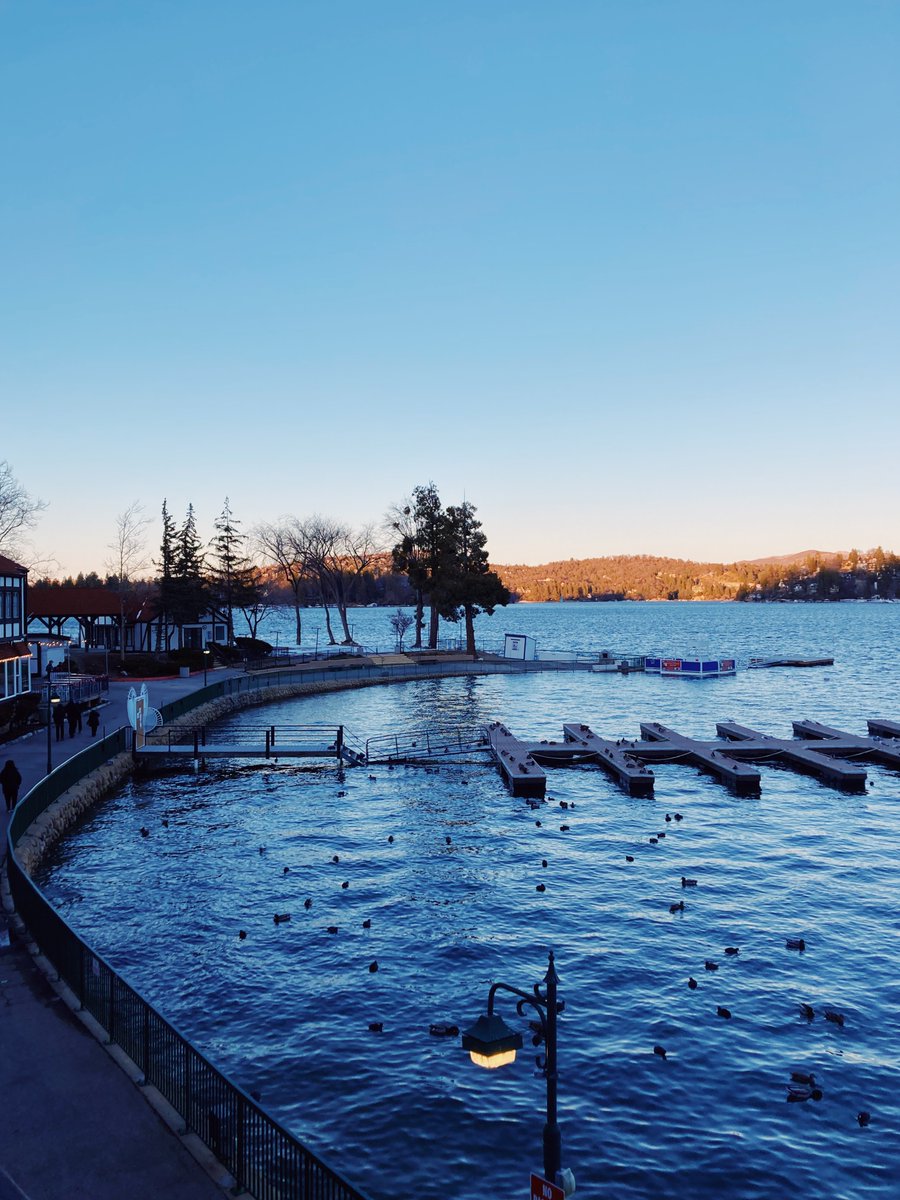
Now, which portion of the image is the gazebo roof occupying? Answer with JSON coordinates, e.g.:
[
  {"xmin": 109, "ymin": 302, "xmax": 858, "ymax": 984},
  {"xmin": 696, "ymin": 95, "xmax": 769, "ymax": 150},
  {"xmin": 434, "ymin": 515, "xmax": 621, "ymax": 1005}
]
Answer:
[{"xmin": 28, "ymin": 587, "xmax": 148, "ymax": 621}]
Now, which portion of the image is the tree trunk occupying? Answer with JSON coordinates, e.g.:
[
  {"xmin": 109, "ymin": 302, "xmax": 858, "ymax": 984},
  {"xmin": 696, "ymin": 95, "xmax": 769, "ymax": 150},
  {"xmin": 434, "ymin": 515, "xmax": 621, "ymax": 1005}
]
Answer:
[
  {"xmin": 322, "ymin": 600, "xmax": 337, "ymax": 644},
  {"xmin": 413, "ymin": 591, "xmax": 424, "ymax": 648},
  {"xmin": 291, "ymin": 586, "xmax": 303, "ymax": 644},
  {"xmin": 428, "ymin": 601, "xmax": 439, "ymax": 649},
  {"xmin": 464, "ymin": 604, "xmax": 477, "ymax": 658}
]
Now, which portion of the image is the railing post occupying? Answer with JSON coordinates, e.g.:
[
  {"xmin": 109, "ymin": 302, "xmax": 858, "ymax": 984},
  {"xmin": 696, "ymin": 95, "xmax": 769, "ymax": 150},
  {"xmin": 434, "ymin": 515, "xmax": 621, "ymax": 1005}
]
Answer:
[
  {"xmin": 265, "ymin": 729, "xmax": 270, "ymax": 758},
  {"xmin": 336, "ymin": 726, "xmax": 343, "ymax": 759},
  {"xmin": 270, "ymin": 724, "xmax": 276, "ymax": 749},
  {"xmin": 182, "ymin": 1042, "xmax": 192, "ymax": 1134},
  {"xmin": 143, "ymin": 1005, "xmax": 152, "ymax": 1082},
  {"xmin": 236, "ymin": 1094, "xmax": 247, "ymax": 1191},
  {"xmin": 106, "ymin": 971, "xmax": 115, "ymax": 1044}
]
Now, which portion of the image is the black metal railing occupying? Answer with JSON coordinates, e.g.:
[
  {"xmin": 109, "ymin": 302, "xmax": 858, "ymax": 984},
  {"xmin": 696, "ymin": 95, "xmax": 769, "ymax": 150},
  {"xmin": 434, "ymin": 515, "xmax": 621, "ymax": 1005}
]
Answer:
[{"xmin": 6, "ymin": 731, "xmax": 372, "ymax": 1200}]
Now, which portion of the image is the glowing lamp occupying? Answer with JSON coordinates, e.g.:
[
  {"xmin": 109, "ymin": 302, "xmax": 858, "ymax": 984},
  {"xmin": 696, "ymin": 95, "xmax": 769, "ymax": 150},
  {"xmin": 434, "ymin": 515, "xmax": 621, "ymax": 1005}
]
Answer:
[{"xmin": 461, "ymin": 1012, "xmax": 523, "ymax": 1069}]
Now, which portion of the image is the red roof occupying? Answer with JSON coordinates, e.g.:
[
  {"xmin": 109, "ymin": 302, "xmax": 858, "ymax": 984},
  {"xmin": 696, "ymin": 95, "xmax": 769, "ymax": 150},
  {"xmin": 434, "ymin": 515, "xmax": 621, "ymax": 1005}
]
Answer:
[
  {"xmin": 0, "ymin": 640, "xmax": 30, "ymax": 662},
  {"xmin": 28, "ymin": 587, "xmax": 131, "ymax": 619},
  {"xmin": 0, "ymin": 554, "xmax": 27, "ymax": 575}
]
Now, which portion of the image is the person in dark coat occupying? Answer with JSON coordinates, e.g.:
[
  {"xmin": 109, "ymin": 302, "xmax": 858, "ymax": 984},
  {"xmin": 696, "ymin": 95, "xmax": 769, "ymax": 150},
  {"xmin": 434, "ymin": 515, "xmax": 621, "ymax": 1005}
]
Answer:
[
  {"xmin": 53, "ymin": 700, "xmax": 66, "ymax": 741},
  {"xmin": 87, "ymin": 708, "xmax": 100, "ymax": 737},
  {"xmin": 1, "ymin": 760, "xmax": 22, "ymax": 812},
  {"xmin": 65, "ymin": 699, "xmax": 79, "ymax": 738},
  {"xmin": 76, "ymin": 703, "xmax": 84, "ymax": 733}
]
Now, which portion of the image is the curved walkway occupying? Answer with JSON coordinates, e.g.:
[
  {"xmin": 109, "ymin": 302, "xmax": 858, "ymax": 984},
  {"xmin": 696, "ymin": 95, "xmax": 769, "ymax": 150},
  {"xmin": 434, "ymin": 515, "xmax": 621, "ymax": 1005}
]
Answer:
[{"xmin": 0, "ymin": 669, "xmax": 244, "ymax": 1200}]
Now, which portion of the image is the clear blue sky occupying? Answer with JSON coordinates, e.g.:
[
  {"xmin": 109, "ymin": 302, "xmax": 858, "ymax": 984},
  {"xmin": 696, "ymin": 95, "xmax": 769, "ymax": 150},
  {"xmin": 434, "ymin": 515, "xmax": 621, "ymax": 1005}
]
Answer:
[{"xmin": 2, "ymin": 1, "xmax": 898, "ymax": 575}]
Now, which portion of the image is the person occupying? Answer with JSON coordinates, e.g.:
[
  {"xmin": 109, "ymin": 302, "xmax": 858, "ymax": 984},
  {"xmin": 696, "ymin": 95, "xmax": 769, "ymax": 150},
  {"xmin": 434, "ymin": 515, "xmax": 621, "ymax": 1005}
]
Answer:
[
  {"xmin": 1, "ymin": 759, "xmax": 22, "ymax": 812},
  {"xmin": 65, "ymin": 699, "xmax": 79, "ymax": 738},
  {"xmin": 53, "ymin": 700, "xmax": 66, "ymax": 741},
  {"xmin": 76, "ymin": 703, "xmax": 84, "ymax": 733},
  {"xmin": 87, "ymin": 708, "xmax": 100, "ymax": 737}
]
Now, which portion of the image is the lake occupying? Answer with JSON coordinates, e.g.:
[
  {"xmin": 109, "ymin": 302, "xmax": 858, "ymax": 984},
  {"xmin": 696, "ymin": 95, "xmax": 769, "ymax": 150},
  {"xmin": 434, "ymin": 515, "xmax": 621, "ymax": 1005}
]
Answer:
[{"xmin": 36, "ymin": 602, "xmax": 900, "ymax": 1199}]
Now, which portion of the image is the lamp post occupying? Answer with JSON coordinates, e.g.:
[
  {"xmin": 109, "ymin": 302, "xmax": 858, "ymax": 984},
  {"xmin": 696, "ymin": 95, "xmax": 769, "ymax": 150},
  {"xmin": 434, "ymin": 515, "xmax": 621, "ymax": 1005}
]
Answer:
[
  {"xmin": 461, "ymin": 951, "xmax": 571, "ymax": 1192},
  {"xmin": 46, "ymin": 687, "xmax": 61, "ymax": 776},
  {"xmin": 203, "ymin": 648, "xmax": 211, "ymax": 686}
]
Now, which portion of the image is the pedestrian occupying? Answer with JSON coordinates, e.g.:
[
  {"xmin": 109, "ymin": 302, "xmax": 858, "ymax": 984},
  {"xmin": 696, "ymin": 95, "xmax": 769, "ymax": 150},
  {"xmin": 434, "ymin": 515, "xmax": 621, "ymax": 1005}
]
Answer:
[
  {"xmin": 1, "ymin": 759, "xmax": 22, "ymax": 812},
  {"xmin": 65, "ymin": 699, "xmax": 79, "ymax": 738},
  {"xmin": 87, "ymin": 708, "xmax": 100, "ymax": 737},
  {"xmin": 53, "ymin": 700, "xmax": 66, "ymax": 741},
  {"xmin": 76, "ymin": 703, "xmax": 84, "ymax": 733}
]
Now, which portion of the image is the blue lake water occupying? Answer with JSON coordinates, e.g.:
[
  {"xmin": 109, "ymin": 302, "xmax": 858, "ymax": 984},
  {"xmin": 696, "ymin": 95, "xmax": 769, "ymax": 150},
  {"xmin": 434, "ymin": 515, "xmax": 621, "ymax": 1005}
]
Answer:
[{"xmin": 36, "ymin": 602, "xmax": 900, "ymax": 1199}]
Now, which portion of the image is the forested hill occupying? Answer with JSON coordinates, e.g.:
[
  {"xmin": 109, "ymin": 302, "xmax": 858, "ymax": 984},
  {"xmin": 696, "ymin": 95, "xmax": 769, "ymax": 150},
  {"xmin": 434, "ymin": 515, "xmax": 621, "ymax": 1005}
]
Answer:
[{"xmin": 493, "ymin": 549, "xmax": 899, "ymax": 602}]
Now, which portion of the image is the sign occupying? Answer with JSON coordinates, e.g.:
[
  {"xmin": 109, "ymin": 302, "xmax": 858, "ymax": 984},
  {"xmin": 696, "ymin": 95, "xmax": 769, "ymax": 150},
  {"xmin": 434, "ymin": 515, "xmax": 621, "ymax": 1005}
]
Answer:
[{"xmin": 530, "ymin": 1174, "xmax": 564, "ymax": 1200}]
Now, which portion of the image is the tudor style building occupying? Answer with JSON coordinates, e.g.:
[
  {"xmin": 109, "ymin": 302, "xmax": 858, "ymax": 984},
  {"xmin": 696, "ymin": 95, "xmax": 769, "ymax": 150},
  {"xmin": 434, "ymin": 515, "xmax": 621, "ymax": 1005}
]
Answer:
[{"xmin": 0, "ymin": 553, "xmax": 31, "ymax": 714}]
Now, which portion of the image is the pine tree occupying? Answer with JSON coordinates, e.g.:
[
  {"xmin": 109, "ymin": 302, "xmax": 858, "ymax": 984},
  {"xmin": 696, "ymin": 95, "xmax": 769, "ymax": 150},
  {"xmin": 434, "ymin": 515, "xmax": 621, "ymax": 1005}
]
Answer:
[
  {"xmin": 169, "ymin": 504, "xmax": 207, "ymax": 636},
  {"xmin": 156, "ymin": 499, "xmax": 177, "ymax": 650},
  {"xmin": 439, "ymin": 501, "xmax": 509, "ymax": 656},
  {"xmin": 208, "ymin": 498, "xmax": 259, "ymax": 644}
]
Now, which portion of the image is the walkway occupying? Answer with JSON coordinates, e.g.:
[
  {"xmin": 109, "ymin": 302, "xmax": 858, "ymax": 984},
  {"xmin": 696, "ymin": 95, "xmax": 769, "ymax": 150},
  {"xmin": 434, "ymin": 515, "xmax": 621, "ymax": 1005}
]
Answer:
[{"xmin": 0, "ymin": 668, "xmax": 242, "ymax": 1200}]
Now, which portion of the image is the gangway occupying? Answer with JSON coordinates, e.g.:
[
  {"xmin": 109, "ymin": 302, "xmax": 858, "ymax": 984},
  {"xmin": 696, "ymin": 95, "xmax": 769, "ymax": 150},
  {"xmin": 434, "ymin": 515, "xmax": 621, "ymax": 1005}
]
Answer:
[
  {"xmin": 137, "ymin": 723, "xmax": 366, "ymax": 765},
  {"xmin": 365, "ymin": 726, "xmax": 492, "ymax": 764}
]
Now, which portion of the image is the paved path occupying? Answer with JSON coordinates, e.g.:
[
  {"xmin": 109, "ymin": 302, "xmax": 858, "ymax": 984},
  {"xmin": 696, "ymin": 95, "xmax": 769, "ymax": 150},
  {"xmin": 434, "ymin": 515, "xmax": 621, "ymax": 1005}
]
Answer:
[{"xmin": 0, "ymin": 668, "xmax": 241, "ymax": 1200}]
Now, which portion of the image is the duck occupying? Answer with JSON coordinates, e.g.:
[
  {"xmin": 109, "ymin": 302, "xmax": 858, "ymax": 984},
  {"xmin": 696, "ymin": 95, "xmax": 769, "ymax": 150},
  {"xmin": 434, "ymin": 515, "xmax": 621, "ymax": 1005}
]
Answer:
[
  {"xmin": 332, "ymin": 855, "xmax": 340, "ymax": 864},
  {"xmin": 717, "ymin": 1006, "xmax": 732, "ymax": 1019},
  {"xmin": 705, "ymin": 960, "xmax": 718, "ymax": 971},
  {"xmin": 724, "ymin": 946, "xmax": 740, "ymax": 956},
  {"xmin": 238, "ymin": 930, "xmax": 247, "ymax": 940},
  {"xmin": 665, "ymin": 813, "xmax": 672, "ymax": 822},
  {"xmin": 657, "ymin": 831, "xmax": 666, "ymax": 838},
  {"xmin": 388, "ymin": 835, "xmax": 394, "ymax": 843},
  {"xmin": 669, "ymin": 901, "xmax": 685, "ymax": 913},
  {"xmin": 857, "ymin": 1111, "xmax": 871, "ymax": 1127},
  {"xmin": 368, "ymin": 961, "xmax": 378, "ymax": 973},
  {"xmin": 674, "ymin": 812, "xmax": 683, "ymax": 821},
  {"xmin": 791, "ymin": 1071, "xmax": 816, "ymax": 1085},
  {"xmin": 653, "ymin": 1045, "xmax": 667, "ymax": 1060},
  {"xmin": 541, "ymin": 859, "xmax": 548, "ymax": 868},
  {"xmin": 560, "ymin": 800, "xmax": 569, "ymax": 810},
  {"xmin": 536, "ymin": 883, "xmax": 546, "ymax": 893},
  {"xmin": 327, "ymin": 925, "xmax": 339, "ymax": 934},
  {"xmin": 625, "ymin": 855, "xmax": 635, "ymax": 863},
  {"xmin": 336, "ymin": 790, "xmax": 346, "ymax": 798},
  {"xmin": 824, "ymin": 1009, "xmax": 845, "ymax": 1028},
  {"xmin": 273, "ymin": 913, "xmax": 291, "ymax": 924},
  {"xmin": 341, "ymin": 881, "xmax": 349, "ymax": 889},
  {"xmin": 687, "ymin": 977, "xmax": 698, "ymax": 990},
  {"xmin": 139, "ymin": 827, "xmax": 150, "ymax": 838},
  {"xmin": 368, "ymin": 775, "xmax": 377, "ymax": 781},
  {"xmin": 560, "ymin": 824, "xmax": 570, "ymax": 832},
  {"xmin": 681, "ymin": 877, "xmax": 697, "ymax": 888},
  {"xmin": 799, "ymin": 1003, "xmax": 814, "ymax": 1019},
  {"xmin": 362, "ymin": 918, "xmax": 371, "ymax": 929},
  {"xmin": 649, "ymin": 837, "xmax": 658, "ymax": 845},
  {"xmin": 535, "ymin": 820, "xmax": 542, "ymax": 827},
  {"xmin": 785, "ymin": 937, "xmax": 806, "ymax": 951},
  {"xmin": 161, "ymin": 819, "xmax": 169, "ymax": 828},
  {"xmin": 368, "ymin": 1022, "xmax": 384, "ymax": 1033},
  {"xmin": 258, "ymin": 845, "xmax": 266, "ymax": 854},
  {"xmin": 429, "ymin": 1022, "xmax": 459, "ymax": 1037},
  {"xmin": 303, "ymin": 898, "xmax": 313, "ymax": 910},
  {"xmin": 283, "ymin": 866, "xmax": 290, "ymax": 875},
  {"xmin": 445, "ymin": 836, "xmax": 452, "ymax": 845}
]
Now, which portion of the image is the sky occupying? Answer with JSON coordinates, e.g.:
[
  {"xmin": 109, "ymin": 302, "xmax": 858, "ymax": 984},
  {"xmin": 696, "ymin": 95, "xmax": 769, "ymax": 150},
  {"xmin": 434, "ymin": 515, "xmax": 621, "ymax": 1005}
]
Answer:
[{"xmin": 2, "ymin": 1, "xmax": 898, "ymax": 576}]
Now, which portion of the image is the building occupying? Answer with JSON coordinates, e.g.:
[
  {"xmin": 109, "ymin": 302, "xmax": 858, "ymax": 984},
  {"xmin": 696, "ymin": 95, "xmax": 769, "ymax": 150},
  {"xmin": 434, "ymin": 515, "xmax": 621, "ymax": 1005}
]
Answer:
[{"xmin": 0, "ymin": 553, "xmax": 32, "ymax": 719}]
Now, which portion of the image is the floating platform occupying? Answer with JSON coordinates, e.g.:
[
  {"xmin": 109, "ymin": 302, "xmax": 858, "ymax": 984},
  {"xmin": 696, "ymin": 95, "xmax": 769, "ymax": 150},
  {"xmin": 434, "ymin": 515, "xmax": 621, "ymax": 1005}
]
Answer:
[
  {"xmin": 645, "ymin": 657, "xmax": 736, "ymax": 678},
  {"xmin": 749, "ymin": 657, "xmax": 834, "ymax": 669}
]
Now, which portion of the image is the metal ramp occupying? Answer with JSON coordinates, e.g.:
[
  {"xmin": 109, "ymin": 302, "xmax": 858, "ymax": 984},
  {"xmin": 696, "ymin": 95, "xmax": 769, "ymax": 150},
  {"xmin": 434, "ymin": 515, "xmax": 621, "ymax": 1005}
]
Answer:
[{"xmin": 365, "ymin": 726, "xmax": 492, "ymax": 764}]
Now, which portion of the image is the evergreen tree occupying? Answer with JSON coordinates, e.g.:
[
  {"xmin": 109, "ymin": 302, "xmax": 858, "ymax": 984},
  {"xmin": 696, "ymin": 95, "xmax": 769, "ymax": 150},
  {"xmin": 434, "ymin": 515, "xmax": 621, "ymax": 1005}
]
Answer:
[
  {"xmin": 438, "ymin": 501, "xmax": 509, "ymax": 656},
  {"xmin": 156, "ymin": 499, "xmax": 177, "ymax": 650},
  {"xmin": 169, "ymin": 504, "xmax": 207, "ymax": 635},
  {"xmin": 208, "ymin": 498, "xmax": 259, "ymax": 644}
]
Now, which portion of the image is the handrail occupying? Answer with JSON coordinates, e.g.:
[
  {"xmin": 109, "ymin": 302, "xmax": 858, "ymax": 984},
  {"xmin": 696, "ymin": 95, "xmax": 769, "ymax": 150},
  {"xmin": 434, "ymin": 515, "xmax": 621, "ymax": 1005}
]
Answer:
[{"xmin": 6, "ymin": 731, "xmax": 372, "ymax": 1200}]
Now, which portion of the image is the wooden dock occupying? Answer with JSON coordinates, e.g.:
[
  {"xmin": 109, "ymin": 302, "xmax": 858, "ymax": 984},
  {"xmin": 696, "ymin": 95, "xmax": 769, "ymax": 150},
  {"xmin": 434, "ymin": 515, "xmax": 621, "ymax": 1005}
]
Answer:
[
  {"xmin": 561, "ymin": 723, "xmax": 654, "ymax": 796},
  {"xmin": 715, "ymin": 721, "xmax": 868, "ymax": 792},
  {"xmin": 639, "ymin": 721, "xmax": 762, "ymax": 795},
  {"xmin": 487, "ymin": 722, "xmax": 547, "ymax": 798}
]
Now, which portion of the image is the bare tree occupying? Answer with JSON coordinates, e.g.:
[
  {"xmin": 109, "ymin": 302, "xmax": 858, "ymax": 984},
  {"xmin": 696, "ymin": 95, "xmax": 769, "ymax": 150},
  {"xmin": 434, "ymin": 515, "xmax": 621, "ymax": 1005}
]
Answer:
[
  {"xmin": 389, "ymin": 608, "xmax": 414, "ymax": 651},
  {"xmin": 106, "ymin": 501, "xmax": 151, "ymax": 664},
  {"xmin": 238, "ymin": 569, "xmax": 278, "ymax": 639},
  {"xmin": 0, "ymin": 460, "xmax": 47, "ymax": 559},
  {"xmin": 253, "ymin": 518, "xmax": 308, "ymax": 644}
]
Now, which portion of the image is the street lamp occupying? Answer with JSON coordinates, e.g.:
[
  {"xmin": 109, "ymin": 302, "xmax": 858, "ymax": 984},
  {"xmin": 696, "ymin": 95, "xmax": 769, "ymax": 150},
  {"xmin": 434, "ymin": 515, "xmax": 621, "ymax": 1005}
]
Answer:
[
  {"xmin": 203, "ymin": 648, "xmax": 211, "ymax": 686},
  {"xmin": 462, "ymin": 951, "xmax": 573, "ymax": 1194},
  {"xmin": 46, "ymin": 687, "xmax": 61, "ymax": 776}
]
